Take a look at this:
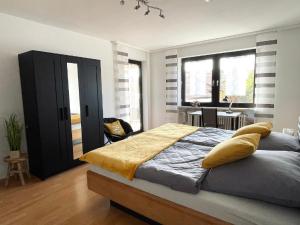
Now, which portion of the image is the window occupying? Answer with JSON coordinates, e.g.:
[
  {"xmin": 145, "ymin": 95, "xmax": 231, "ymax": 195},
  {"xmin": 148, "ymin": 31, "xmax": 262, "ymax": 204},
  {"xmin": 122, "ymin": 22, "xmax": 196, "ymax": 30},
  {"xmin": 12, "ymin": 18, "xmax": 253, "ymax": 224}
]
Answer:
[
  {"xmin": 184, "ymin": 59, "xmax": 213, "ymax": 103},
  {"xmin": 182, "ymin": 50, "xmax": 255, "ymax": 108},
  {"xmin": 126, "ymin": 60, "xmax": 143, "ymax": 132}
]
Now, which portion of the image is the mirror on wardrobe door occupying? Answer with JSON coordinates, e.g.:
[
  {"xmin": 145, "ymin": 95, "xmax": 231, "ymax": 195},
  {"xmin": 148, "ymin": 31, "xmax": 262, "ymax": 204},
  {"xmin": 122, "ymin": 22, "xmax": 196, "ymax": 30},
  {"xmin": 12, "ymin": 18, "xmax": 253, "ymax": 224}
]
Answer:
[{"xmin": 67, "ymin": 63, "xmax": 83, "ymax": 160}]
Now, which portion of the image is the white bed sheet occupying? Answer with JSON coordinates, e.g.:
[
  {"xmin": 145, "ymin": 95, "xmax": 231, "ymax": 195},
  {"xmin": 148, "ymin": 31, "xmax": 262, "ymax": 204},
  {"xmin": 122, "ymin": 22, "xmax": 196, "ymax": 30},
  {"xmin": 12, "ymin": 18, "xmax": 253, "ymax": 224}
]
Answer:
[{"xmin": 89, "ymin": 165, "xmax": 300, "ymax": 225}]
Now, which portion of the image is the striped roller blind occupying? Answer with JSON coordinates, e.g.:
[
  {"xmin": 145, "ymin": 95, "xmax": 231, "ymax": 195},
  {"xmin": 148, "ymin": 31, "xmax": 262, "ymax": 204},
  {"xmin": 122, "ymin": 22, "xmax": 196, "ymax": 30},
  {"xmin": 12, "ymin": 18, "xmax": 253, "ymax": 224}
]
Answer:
[
  {"xmin": 165, "ymin": 50, "xmax": 178, "ymax": 113},
  {"xmin": 298, "ymin": 117, "xmax": 300, "ymax": 141},
  {"xmin": 112, "ymin": 42, "xmax": 130, "ymax": 121},
  {"xmin": 254, "ymin": 32, "xmax": 278, "ymax": 123}
]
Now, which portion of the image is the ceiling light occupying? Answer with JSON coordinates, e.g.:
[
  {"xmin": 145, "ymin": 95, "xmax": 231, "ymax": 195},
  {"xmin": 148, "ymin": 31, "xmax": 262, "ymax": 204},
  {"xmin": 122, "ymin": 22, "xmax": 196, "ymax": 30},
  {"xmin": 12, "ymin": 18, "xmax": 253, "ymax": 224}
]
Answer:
[
  {"xmin": 159, "ymin": 10, "xmax": 165, "ymax": 19},
  {"xmin": 134, "ymin": 1, "xmax": 141, "ymax": 10},
  {"xmin": 145, "ymin": 7, "xmax": 150, "ymax": 16},
  {"xmin": 120, "ymin": 0, "xmax": 165, "ymax": 19}
]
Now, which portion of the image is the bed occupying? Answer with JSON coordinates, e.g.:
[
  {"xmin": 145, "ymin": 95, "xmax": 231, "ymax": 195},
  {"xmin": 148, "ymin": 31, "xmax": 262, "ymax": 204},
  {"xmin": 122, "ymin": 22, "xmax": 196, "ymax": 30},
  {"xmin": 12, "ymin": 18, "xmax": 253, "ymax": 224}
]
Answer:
[{"xmin": 82, "ymin": 123, "xmax": 300, "ymax": 225}]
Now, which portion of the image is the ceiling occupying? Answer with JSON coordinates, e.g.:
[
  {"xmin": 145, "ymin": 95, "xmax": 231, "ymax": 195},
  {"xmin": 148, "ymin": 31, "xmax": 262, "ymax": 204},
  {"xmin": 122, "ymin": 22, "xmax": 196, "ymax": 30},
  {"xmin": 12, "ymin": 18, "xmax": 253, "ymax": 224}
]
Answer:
[{"xmin": 1, "ymin": 0, "xmax": 300, "ymax": 51}]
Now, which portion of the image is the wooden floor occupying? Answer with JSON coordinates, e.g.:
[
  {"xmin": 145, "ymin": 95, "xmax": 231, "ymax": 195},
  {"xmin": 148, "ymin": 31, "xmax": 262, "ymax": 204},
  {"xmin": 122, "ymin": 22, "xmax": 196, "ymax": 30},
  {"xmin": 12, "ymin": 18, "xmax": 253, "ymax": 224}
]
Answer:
[{"xmin": 0, "ymin": 165, "xmax": 148, "ymax": 225}]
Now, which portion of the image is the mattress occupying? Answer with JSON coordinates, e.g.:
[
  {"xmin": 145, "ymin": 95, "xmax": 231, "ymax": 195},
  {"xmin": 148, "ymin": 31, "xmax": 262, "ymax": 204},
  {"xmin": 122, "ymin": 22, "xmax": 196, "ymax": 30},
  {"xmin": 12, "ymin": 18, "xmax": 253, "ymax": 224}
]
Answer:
[{"xmin": 90, "ymin": 165, "xmax": 300, "ymax": 225}]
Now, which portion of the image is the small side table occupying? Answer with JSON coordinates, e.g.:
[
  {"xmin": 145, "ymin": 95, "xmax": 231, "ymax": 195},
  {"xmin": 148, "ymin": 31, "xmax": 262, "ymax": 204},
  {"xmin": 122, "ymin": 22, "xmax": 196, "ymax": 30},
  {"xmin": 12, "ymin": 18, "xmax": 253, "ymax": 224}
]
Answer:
[{"xmin": 4, "ymin": 153, "xmax": 31, "ymax": 187}]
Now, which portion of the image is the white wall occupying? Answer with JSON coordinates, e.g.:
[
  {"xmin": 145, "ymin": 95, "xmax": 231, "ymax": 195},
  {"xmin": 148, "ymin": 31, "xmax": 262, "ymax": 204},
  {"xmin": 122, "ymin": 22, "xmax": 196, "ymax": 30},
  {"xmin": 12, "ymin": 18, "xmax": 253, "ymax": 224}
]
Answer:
[
  {"xmin": 178, "ymin": 35, "xmax": 256, "ymax": 58},
  {"xmin": 150, "ymin": 35, "xmax": 257, "ymax": 128},
  {"xmin": 274, "ymin": 27, "xmax": 300, "ymax": 132},
  {"xmin": 0, "ymin": 13, "xmax": 149, "ymax": 179}
]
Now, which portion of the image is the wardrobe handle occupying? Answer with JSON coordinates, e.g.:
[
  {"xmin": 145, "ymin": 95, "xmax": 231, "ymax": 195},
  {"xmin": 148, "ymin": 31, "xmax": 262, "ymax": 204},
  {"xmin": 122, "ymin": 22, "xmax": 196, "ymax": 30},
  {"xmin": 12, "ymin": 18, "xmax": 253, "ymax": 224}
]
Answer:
[
  {"xmin": 64, "ymin": 107, "xmax": 69, "ymax": 121},
  {"xmin": 59, "ymin": 108, "xmax": 64, "ymax": 121},
  {"xmin": 85, "ymin": 105, "xmax": 89, "ymax": 117}
]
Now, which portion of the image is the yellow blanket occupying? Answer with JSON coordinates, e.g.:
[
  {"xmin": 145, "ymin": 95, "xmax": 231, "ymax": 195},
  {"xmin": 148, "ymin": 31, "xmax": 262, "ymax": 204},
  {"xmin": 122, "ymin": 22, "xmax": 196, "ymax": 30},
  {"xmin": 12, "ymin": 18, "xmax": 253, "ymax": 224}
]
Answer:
[{"xmin": 80, "ymin": 123, "xmax": 198, "ymax": 180}]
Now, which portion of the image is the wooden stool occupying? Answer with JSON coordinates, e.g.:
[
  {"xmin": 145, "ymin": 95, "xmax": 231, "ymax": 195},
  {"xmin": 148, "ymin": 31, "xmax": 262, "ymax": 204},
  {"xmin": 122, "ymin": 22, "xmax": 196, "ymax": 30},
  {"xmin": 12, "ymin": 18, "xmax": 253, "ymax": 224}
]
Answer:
[{"xmin": 4, "ymin": 153, "xmax": 31, "ymax": 187}]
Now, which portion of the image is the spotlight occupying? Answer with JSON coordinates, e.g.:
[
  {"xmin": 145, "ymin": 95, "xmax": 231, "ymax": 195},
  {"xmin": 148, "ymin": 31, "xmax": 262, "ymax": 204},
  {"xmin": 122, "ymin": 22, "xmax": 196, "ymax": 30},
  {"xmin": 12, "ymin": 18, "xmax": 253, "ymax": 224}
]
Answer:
[
  {"xmin": 159, "ymin": 10, "xmax": 165, "ymax": 19},
  {"xmin": 121, "ymin": 0, "xmax": 165, "ymax": 19},
  {"xmin": 134, "ymin": 1, "xmax": 141, "ymax": 10},
  {"xmin": 144, "ymin": 7, "xmax": 150, "ymax": 15}
]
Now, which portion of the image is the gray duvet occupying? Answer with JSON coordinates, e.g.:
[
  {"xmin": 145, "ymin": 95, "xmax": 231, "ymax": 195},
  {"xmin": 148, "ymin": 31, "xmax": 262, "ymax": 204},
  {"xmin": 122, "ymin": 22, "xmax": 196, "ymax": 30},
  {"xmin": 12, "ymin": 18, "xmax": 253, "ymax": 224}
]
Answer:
[
  {"xmin": 135, "ymin": 142, "xmax": 211, "ymax": 193},
  {"xmin": 180, "ymin": 127, "xmax": 234, "ymax": 147},
  {"xmin": 134, "ymin": 128, "xmax": 300, "ymax": 208}
]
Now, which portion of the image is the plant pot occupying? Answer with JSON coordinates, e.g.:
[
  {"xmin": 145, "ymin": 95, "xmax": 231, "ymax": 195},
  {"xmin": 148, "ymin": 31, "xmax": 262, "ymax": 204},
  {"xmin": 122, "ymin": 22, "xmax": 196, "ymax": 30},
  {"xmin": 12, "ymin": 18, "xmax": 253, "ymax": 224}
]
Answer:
[{"xmin": 10, "ymin": 150, "xmax": 20, "ymax": 159}]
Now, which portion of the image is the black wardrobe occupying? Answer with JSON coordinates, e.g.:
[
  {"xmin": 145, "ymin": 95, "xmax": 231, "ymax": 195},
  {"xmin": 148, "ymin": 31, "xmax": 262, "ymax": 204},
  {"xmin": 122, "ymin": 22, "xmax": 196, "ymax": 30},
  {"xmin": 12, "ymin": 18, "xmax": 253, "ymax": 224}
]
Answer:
[{"xmin": 18, "ymin": 51, "xmax": 104, "ymax": 179}]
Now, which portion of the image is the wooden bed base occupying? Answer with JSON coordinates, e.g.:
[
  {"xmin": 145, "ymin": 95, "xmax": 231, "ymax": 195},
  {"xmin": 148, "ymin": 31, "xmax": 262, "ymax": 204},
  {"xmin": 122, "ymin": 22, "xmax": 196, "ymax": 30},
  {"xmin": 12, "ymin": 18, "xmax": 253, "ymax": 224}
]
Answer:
[{"xmin": 87, "ymin": 170, "xmax": 230, "ymax": 225}]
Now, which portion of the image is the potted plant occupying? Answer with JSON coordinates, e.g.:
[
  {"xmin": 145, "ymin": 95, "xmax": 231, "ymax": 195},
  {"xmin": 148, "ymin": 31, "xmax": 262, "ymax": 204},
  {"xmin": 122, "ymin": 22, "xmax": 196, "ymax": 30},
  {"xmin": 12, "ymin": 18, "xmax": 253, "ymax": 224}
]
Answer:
[{"xmin": 5, "ymin": 114, "xmax": 23, "ymax": 159}]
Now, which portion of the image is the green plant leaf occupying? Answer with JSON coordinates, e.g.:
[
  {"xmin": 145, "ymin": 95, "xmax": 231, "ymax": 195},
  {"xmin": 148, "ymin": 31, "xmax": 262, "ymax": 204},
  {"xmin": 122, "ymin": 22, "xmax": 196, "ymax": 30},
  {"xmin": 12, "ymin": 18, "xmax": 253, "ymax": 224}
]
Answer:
[{"xmin": 4, "ymin": 114, "xmax": 23, "ymax": 151}]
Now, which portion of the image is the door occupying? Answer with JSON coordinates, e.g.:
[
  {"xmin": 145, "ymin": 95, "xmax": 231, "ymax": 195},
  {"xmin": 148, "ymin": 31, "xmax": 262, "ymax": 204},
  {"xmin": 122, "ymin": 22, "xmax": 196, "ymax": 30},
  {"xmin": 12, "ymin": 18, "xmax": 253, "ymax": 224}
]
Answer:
[
  {"xmin": 80, "ymin": 58, "xmax": 104, "ymax": 152},
  {"xmin": 127, "ymin": 60, "xmax": 143, "ymax": 133},
  {"xmin": 61, "ymin": 56, "xmax": 103, "ymax": 164},
  {"xmin": 61, "ymin": 56, "xmax": 84, "ymax": 165},
  {"xmin": 33, "ymin": 52, "xmax": 67, "ymax": 177}
]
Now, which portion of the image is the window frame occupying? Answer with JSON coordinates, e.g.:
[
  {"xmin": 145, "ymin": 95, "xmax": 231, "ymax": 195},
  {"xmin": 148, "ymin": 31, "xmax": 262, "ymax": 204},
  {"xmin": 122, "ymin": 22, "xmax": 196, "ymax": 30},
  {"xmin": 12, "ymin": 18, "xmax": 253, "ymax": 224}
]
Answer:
[
  {"xmin": 128, "ymin": 59, "xmax": 144, "ymax": 133},
  {"xmin": 181, "ymin": 49, "xmax": 256, "ymax": 108}
]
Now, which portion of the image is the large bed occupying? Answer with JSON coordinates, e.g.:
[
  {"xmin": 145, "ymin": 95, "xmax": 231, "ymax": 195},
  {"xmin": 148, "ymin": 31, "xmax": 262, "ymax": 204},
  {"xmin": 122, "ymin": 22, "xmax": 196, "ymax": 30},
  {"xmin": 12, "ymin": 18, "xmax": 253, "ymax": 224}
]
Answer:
[
  {"xmin": 88, "ymin": 165, "xmax": 300, "ymax": 225},
  {"xmin": 82, "ymin": 124, "xmax": 300, "ymax": 225}
]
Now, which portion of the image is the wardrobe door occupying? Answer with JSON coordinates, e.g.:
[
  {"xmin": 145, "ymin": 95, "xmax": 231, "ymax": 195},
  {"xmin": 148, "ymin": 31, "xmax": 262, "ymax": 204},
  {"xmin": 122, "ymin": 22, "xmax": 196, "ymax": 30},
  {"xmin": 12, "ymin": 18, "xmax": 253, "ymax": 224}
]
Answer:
[
  {"xmin": 33, "ymin": 52, "xmax": 67, "ymax": 178},
  {"xmin": 60, "ymin": 56, "xmax": 84, "ymax": 165},
  {"xmin": 80, "ymin": 58, "xmax": 104, "ymax": 152}
]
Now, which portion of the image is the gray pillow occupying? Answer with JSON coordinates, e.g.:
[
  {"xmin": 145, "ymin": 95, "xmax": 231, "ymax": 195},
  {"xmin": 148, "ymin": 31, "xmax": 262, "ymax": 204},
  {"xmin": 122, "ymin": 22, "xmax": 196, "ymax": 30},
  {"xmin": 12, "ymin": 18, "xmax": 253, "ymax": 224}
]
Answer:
[
  {"xmin": 202, "ymin": 150, "xmax": 300, "ymax": 207},
  {"xmin": 258, "ymin": 132, "xmax": 300, "ymax": 152}
]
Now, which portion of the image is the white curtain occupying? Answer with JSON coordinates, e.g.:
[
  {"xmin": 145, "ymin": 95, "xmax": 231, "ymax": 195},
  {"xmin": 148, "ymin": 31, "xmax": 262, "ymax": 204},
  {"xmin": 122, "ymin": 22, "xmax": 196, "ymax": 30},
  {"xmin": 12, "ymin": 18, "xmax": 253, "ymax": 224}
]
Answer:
[
  {"xmin": 165, "ymin": 49, "xmax": 178, "ymax": 113},
  {"xmin": 254, "ymin": 32, "xmax": 278, "ymax": 123},
  {"xmin": 112, "ymin": 42, "xmax": 130, "ymax": 122}
]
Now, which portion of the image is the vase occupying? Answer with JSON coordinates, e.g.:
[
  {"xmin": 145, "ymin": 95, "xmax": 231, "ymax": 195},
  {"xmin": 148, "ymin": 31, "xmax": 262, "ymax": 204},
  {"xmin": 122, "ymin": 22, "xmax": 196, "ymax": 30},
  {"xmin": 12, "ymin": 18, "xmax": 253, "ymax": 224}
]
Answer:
[{"xmin": 10, "ymin": 150, "xmax": 20, "ymax": 159}]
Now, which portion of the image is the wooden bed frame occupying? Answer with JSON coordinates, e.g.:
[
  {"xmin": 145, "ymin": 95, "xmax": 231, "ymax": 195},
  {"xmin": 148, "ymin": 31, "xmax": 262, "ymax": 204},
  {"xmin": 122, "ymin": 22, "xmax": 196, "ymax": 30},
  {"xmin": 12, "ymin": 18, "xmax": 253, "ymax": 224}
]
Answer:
[{"xmin": 87, "ymin": 170, "xmax": 231, "ymax": 225}]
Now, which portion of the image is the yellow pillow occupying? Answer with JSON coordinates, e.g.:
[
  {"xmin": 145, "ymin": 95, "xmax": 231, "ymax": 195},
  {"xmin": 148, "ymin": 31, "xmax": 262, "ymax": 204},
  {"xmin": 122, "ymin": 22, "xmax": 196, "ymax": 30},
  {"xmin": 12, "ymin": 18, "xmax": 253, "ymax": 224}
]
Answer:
[
  {"xmin": 256, "ymin": 122, "xmax": 273, "ymax": 129},
  {"xmin": 232, "ymin": 122, "xmax": 273, "ymax": 138},
  {"xmin": 202, "ymin": 133, "xmax": 261, "ymax": 169},
  {"xmin": 104, "ymin": 120, "xmax": 126, "ymax": 136}
]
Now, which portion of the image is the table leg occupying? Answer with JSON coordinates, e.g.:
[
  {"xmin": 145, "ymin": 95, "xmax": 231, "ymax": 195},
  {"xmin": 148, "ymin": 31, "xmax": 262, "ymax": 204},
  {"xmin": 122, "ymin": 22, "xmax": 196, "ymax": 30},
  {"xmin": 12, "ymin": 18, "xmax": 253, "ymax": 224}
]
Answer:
[
  {"xmin": 235, "ymin": 117, "xmax": 239, "ymax": 130},
  {"xmin": 233, "ymin": 118, "xmax": 236, "ymax": 130},
  {"xmin": 25, "ymin": 160, "xmax": 31, "ymax": 179},
  {"xmin": 17, "ymin": 162, "xmax": 25, "ymax": 186},
  {"xmin": 192, "ymin": 115, "xmax": 194, "ymax": 126},
  {"xmin": 5, "ymin": 163, "xmax": 10, "ymax": 187}
]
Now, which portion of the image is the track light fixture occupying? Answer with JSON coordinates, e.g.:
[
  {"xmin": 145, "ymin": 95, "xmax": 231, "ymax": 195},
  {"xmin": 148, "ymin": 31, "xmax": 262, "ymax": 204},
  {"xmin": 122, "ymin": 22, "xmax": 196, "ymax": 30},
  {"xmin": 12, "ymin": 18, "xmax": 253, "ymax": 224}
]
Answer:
[
  {"xmin": 144, "ymin": 7, "xmax": 150, "ymax": 16},
  {"xmin": 134, "ymin": 1, "xmax": 140, "ymax": 10},
  {"xmin": 120, "ymin": 0, "xmax": 165, "ymax": 19},
  {"xmin": 159, "ymin": 10, "xmax": 165, "ymax": 19}
]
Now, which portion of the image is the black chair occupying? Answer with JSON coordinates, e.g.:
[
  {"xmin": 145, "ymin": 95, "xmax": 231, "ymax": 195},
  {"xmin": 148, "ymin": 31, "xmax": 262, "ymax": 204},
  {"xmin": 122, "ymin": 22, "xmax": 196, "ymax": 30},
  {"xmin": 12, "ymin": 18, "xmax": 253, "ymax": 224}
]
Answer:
[
  {"xmin": 201, "ymin": 108, "xmax": 218, "ymax": 128},
  {"xmin": 103, "ymin": 118, "xmax": 134, "ymax": 144}
]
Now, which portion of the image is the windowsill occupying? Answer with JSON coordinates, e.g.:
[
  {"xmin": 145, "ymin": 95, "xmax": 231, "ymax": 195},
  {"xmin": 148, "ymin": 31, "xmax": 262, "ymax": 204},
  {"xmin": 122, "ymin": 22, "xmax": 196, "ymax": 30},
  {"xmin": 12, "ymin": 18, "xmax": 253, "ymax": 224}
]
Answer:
[{"xmin": 177, "ymin": 105, "xmax": 255, "ymax": 112}]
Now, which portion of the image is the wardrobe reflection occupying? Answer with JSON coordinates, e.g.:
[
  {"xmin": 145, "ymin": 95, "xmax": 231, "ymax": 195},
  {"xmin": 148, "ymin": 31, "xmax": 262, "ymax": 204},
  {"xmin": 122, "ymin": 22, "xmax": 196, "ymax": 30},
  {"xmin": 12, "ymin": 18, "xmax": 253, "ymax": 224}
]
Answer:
[{"xmin": 67, "ymin": 63, "xmax": 83, "ymax": 160}]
